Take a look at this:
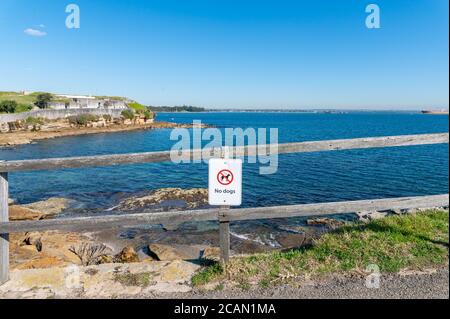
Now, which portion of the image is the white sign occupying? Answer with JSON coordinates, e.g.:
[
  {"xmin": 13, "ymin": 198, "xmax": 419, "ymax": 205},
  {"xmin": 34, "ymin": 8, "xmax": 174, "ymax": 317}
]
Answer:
[{"xmin": 208, "ymin": 158, "xmax": 242, "ymax": 206}]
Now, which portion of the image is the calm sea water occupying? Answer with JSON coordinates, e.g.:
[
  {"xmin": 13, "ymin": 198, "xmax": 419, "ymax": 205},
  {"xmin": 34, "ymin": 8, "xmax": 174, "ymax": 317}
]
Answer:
[{"xmin": 1, "ymin": 112, "xmax": 448, "ymax": 213}]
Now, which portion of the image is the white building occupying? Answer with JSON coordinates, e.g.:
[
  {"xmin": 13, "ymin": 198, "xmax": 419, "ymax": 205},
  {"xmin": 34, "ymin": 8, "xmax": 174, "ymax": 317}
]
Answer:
[{"xmin": 49, "ymin": 94, "xmax": 128, "ymax": 110}]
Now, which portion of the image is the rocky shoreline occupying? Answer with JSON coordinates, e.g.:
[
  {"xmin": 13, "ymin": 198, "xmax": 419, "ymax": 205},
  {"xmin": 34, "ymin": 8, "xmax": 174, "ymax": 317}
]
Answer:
[
  {"xmin": 7, "ymin": 188, "xmax": 215, "ymax": 271},
  {"xmin": 0, "ymin": 120, "xmax": 208, "ymax": 147},
  {"xmin": 8, "ymin": 187, "xmax": 447, "ymax": 271},
  {"xmin": 5, "ymin": 187, "xmax": 314, "ymax": 270},
  {"xmin": 2, "ymin": 188, "xmax": 448, "ymax": 298}
]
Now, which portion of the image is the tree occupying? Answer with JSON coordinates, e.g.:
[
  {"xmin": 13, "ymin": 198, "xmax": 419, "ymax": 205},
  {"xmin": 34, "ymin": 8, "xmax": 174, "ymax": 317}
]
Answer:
[
  {"xmin": 143, "ymin": 109, "xmax": 153, "ymax": 120},
  {"xmin": 0, "ymin": 100, "xmax": 17, "ymax": 113},
  {"xmin": 34, "ymin": 93, "xmax": 53, "ymax": 109},
  {"xmin": 121, "ymin": 109, "xmax": 135, "ymax": 120}
]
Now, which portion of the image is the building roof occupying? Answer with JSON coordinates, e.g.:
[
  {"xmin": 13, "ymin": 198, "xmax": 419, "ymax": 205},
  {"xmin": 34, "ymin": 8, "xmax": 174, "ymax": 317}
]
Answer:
[{"xmin": 55, "ymin": 94, "xmax": 96, "ymax": 100}]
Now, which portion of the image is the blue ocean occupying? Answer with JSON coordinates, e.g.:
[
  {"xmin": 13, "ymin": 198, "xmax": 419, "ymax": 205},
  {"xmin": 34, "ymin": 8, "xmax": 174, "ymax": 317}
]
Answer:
[{"xmin": 1, "ymin": 112, "xmax": 448, "ymax": 213}]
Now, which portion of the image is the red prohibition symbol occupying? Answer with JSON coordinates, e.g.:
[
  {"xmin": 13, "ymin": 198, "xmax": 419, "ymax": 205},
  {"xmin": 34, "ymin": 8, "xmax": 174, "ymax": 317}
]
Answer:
[{"xmin": 217, "ymin": 169, "xmax": 234, "ymax": 185}]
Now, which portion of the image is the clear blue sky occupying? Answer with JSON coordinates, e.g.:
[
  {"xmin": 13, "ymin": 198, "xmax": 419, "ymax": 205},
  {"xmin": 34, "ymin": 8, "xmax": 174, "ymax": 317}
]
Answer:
[{"xmin": 0, "ymin": 0, "xmax": 448, "ymax": 109}]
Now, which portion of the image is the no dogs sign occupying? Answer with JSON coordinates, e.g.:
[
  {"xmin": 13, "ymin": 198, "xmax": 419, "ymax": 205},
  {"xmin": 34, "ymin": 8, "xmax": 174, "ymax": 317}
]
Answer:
[{"xmin": 208, "ymin": 158, "xmax": 242, "ymax": 206}]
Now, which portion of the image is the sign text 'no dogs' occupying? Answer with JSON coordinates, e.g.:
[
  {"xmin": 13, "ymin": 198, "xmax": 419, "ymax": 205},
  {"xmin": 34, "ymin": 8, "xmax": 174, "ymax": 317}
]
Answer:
[{"xmin": 208, "ymin": 158, "xmax": 242, "ymax": 206}]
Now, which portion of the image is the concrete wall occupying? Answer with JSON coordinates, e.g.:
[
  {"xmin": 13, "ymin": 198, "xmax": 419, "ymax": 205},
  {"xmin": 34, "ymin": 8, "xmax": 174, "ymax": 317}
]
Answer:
[
  {"xmin": 48, "ymin": 100, "xmax": 128, "ymax": 110},
  {"xmin": 0, "ymin": 108, "xmax": 125, "ymax": 123}
]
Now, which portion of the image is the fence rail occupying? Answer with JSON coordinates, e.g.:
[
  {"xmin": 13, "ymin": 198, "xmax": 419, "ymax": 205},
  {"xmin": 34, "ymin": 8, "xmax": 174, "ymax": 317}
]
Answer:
[
  {"xmin": 0, "ymin": 133, "xmax": 447, "ymax": 172},
  {"xmin": 0, "ymin": 194, "xmax": 448, "ymax": 234},
  {"xmin": 0, "ymin": 132, "xmax": 449, "ymax": 285}
]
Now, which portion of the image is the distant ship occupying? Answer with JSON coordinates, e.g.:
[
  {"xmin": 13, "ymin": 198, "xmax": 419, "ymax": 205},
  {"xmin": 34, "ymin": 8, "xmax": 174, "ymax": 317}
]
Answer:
[{"xmin": 421, "ymin": 109, "xmax": 449, "ymax": 115}]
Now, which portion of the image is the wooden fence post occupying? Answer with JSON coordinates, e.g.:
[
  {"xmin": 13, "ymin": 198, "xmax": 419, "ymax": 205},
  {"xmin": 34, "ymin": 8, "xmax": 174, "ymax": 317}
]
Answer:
[
  {"xmin": 219, "ymin": 206, "xmax": 230, "ymax": 263},
  {"xmin": 0, "ymin": 172, "xmax": 9, "ymax": 285},
  {"xmin": 218, "ymin": 146, "xmax": 231, "ymax": 264}
]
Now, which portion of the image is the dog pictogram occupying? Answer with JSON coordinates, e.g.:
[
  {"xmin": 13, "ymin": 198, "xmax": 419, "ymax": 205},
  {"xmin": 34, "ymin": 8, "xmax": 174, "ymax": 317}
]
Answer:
[{"xmin": 217, "ymin": 169, "xmax": 234, "ymax": 185}]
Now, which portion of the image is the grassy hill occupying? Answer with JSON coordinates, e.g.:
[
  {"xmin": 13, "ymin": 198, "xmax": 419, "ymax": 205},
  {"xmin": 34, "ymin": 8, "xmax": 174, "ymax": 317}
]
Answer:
[
  {"xmin": 0, "ymin": 91, "xmax": 140, "ymax": 114},
  {"xmin": 0, "ymin": 91, "xmax": 40, "ymax": 106},
  {"xmin": 0, "ymin": 91, "xmax": 41, "ymax": 113}
]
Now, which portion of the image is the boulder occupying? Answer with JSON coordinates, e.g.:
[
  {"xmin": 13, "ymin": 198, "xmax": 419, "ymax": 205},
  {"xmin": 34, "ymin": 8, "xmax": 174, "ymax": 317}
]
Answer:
[
  {"xmin": 200, "ymin": 247, "xmax": 220, "ymax": 260},
  {"xmin": 15, "ymin": 256, "xmax": 66, "ymax": 270},
  {"xmin": 276, "ymin": 233, "xmax": 307, "ymax": 249},
  {"xmin": 0, "ymin": 260, "xmax": 200, "ymax": 298},
  {"xmin": 9, "ymin": 198, "xmax": 72, "ymax": 221},
  {"xmin": 0, "ymin": 122, "xmax": 10, "ymax": 133},
  {"xmin": 20, "ymin": 232, "xmax": 43, "ymax": 252},
  {"xmin": 118, "ymin": 188, "xmax": 208, "ymax": 211},
  {"xmin": 115, "ymin": 246, "xmax": 139, "ymax": 263},
  {"xmin": 97, "ymin": 255, "xmax": 114, "ymax": 264},
  {"xmin": 5, "ymin": 138, "xmax": 31, "ymax": 146},
  {"xmin": 96, "ymin": 119, "xmax": 106, "ymax": 127},
  {"xmin": 9, "ymin": 205, "xmax": 46, "ymax": 221},
  {"xmin": 23, "ymin": 197, "xmax": 73, "ymax": 217},
  {"xmin": 10, "ymin": 231, "xmax": 96, "ymax": 270},
  {"xmin": 7, "ymin": 121, "xmax": 20, "ymax": 131},
  {"xmin": 159, "ymin": 260, "xmax": 195, "ymax": 281},
  {"xmin": 356, "ymin": 210, "xmax": 390, "ymax": 222},
  {"xmin": 147, "ymin": 244, "xmax": 191, "ymax": 261},
  {"xmin": 306, "ymin": 218, "xmax": 344, "ymax": 229}
]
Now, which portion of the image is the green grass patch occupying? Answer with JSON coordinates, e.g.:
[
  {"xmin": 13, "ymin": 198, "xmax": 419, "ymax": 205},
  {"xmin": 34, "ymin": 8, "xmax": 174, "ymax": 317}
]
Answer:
[
  {"xmin": 25, "ymin": 116, "xmax": 44, "ymax": 125},
  {"xmin": 191, "ymin": 210, "xmax": 449, "ymax": 286},
  {"xmin": 15, "ymin": 103, "xmax": 33, "ymax": 113},
  {"xmin": 94, "ymin": 95, "xmax": 127, "ymax": 101},
  {"xmin": 0, "ymin": 91, "xmax": 58, "ymax": 112},
  {"xmin": 0, "ymin": 91, "xmax": 37, "ymax": 109},
  {"xmin": 128, "ymin": 102, "xmax": 147, "ymax": 112},
  {"xmin": 191, "ymin": 263, "xmax": 224, "ymax": 286}
]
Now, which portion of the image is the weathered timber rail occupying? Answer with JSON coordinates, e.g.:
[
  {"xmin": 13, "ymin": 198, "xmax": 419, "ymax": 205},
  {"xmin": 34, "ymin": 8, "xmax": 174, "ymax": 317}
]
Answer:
[
  {"xmin": 0, "ymin": 194, "xmax": 447, "ymax": 234},
  {"xmin": 0, "ymin": 132, "xmax": 449, "ymax": 285},
  {"xmin": 0, "ymin": 133, "xmax": 447, "ymax": 172}
]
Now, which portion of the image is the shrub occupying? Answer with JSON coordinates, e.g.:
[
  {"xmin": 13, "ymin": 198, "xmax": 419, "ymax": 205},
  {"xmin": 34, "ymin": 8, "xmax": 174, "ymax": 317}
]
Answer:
[
  {"xmin": 103, "ymin": 114, "xmax": 112, "ymax": 122},
  {"xmin": 25, "ymin": 116, "xmax": 44, "ymax": 125},
  {"xmin": 69, "ymin": 243, "xmax": 110, "ymax": 266},
  {"xmin": 15, "ymin": 103, "xmax": 32, "ymax": 113},
  {"xmin": 143, "ymin": 110, "xmax": 154, "ymax": 120},
  {"xmin": 0, "ymin": 100, "xmax": 18, "ymax": 113},
  {"xmin": 68, "ymin": 114, "xmax": 99, "ymax": 126},
  {"xmin": 121, "ymin": 109, "xmax": 135, "ymax": 120}
]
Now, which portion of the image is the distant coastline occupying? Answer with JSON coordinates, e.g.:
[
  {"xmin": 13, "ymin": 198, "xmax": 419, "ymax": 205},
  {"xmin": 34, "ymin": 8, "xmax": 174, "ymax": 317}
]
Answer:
[
  {"xmin": 421, "ymin": 110, "xmax": 449, "ymax": 115},
  {"xmin": 153, "ymin": 108, "xmax": 449, "ymax": 114}
]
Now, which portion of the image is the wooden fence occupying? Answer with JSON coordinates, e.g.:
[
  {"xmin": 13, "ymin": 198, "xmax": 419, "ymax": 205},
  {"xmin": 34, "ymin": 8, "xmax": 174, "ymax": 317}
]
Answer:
[{"xmin": 0, "ymin": 133, "xmax": 448, "ymax": 285}]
